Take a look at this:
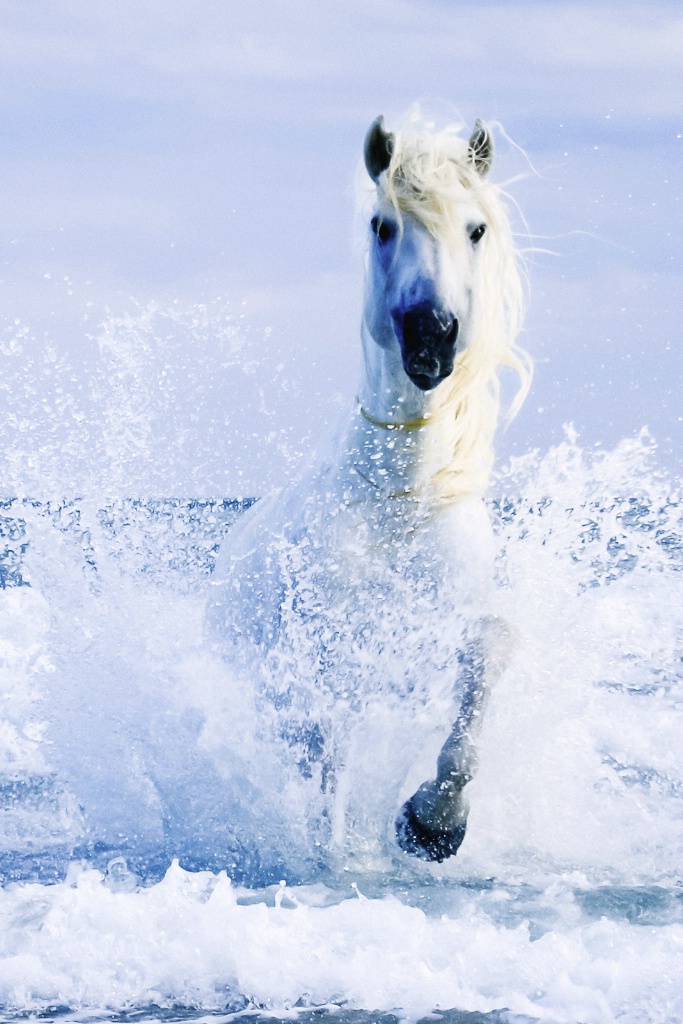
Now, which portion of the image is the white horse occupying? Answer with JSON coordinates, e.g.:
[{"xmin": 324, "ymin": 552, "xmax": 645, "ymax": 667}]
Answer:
[{"xmin": 207, "ymin": 112, "xmax": 531, "ymax": 864}]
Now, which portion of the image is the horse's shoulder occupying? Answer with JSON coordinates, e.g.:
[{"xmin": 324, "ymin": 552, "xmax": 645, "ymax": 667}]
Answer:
[
  {"xmin": 435, "ymin": 494, "xmax": 494, "ymax": 553},
  {"xmin": 419, "ymin": 496, "xmax": 495, "ymax": 607}
]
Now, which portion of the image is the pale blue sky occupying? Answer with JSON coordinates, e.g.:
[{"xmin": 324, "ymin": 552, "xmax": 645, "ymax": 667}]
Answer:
[{"xmin": 0, "ymin": 0, "xmax": 680, "ymax": 494}]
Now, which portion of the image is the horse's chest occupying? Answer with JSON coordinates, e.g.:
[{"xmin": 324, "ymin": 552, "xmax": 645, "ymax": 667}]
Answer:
[
  {"xmin": 292, "ymin": 503, "xmax": 450, "ymax": 612},
  {"xmin": 266, "ymin": 508, "xmax": 465, "ymax": 696}
]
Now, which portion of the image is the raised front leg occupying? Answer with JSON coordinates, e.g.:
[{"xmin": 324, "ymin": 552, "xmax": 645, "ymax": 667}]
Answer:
[{"xmin": 395, "ymin": 617, "xmax": 511, "ymax": 862}]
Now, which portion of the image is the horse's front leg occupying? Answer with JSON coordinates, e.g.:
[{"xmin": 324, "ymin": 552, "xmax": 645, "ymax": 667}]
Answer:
[{"xmin": 395, "ymin": 616, "xmax": 511, "ymax": 862}]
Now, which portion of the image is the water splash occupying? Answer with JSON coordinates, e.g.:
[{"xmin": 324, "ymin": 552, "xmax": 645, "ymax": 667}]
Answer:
[
  {"xmin": 0, "ymin": 300, "xmax": 296, "ymax": 499},
  {"xmin": 0, "ymin": 308, "xmax": 681, "ymax": 1021}
]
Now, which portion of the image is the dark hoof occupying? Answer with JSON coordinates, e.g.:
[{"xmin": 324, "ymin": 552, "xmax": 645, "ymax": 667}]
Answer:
[{"xmin": 395, "ymin": 797, "xmax": 467, "ymax": 863}]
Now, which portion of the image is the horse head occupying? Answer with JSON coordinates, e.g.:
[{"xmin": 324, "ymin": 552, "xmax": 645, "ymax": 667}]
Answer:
[{"xmin": 362, "ymin": 115, "xmax": 494, "ymax": 395}]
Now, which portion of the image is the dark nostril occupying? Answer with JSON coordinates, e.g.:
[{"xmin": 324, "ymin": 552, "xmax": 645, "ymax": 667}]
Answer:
[{"xmin": 403, "ymin": 304, "xmax": 457, "ymax": 345}]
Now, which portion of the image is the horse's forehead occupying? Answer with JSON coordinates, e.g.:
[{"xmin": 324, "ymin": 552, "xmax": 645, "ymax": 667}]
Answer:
[{"xmin": 376, "ymin": 188, "xmax": 484, "ymax": 232}]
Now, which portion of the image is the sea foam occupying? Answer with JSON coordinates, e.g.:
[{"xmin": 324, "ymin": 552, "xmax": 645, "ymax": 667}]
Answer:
[{"xmin": 0, "ymin": 307, "xmax": 681, "ymax": 1023}]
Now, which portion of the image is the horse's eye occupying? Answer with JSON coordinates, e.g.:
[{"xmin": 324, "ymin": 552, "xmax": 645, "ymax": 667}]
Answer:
[
  {"xmin": 469, "ymin": 223, "xmax": 487, "ymax": 244},
  {"xmin": 371, "ymin": 216, "xmax": 394, "ymax": 244}
]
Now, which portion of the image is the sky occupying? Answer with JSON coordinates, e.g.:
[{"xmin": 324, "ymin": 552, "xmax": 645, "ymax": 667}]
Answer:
[{"xmin": 0, "ymin": 0, "xmax": 681, "ymax": 495}]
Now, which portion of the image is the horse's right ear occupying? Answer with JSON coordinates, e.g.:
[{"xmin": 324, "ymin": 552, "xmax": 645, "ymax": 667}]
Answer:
[
  {"xmin": 364, "ymin": 116, "xmax": 394, "ymax": 182},
  {"xmin": 468, "ymin": 119, "xmax": 494, "ymax": 177}
]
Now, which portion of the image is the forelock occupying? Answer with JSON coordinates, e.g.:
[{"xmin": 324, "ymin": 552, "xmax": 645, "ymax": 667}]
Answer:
[{"xmin": 377, "ymin": 122, "xmax": 492, "ymax": 237}]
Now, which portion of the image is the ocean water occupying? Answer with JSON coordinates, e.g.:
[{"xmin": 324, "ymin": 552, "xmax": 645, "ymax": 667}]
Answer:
[{"xmin": 0, "ymin": 421, "xmax": 681, "ymax": 1024}]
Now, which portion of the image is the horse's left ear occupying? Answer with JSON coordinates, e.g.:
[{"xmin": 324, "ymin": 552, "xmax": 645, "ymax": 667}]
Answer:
[{"xmin": 468, "ymin": 119, "xmax": 493, "ymax": 177}]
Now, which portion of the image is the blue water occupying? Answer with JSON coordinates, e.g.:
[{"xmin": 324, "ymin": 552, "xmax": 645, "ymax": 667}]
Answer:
[{"xmin": 0, "ymin": 432, "xmax": 681, "ymax": 1023}]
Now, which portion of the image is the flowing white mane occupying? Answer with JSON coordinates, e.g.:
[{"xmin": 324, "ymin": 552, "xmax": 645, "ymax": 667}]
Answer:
[{"xmin": 360, "ymin": 113, "xmax": 532, "ymax": 500}]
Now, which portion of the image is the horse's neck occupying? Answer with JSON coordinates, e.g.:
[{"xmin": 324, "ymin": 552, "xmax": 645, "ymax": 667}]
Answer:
[{"xmin": 339, "ymin": 414, "xmax": 449, "ymax": 499}]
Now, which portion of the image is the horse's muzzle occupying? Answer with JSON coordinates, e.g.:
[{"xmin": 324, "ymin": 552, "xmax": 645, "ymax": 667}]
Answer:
[{"xmin": 399, "ymin": 303, "xmax": 459, "ymax": 391}]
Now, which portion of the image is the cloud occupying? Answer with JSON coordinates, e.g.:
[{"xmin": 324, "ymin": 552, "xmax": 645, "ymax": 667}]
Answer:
[{"xmin": 1, "ymin": 1, "xmax": 680, "ymax": 114}]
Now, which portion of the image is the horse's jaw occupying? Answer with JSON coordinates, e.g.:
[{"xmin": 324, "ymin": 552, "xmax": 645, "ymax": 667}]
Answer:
[
  {"xmin": 348, "ymin": 323, "xmax": 458, "ymax": 499},
  {"xmin": 358, "ymin": 320, "xmax": 452, "ymax": 426}
]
